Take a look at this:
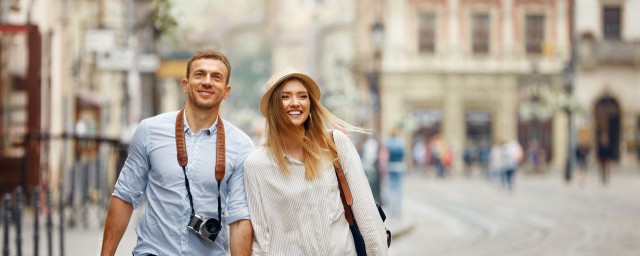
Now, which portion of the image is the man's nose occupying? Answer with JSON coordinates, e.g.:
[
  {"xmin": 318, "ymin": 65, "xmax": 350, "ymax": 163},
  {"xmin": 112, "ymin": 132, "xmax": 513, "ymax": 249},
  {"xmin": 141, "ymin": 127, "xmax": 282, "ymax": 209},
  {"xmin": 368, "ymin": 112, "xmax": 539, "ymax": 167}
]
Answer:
[{"xmin": 202, "ymin": 75, "xmax": 213, "ymax": 85}]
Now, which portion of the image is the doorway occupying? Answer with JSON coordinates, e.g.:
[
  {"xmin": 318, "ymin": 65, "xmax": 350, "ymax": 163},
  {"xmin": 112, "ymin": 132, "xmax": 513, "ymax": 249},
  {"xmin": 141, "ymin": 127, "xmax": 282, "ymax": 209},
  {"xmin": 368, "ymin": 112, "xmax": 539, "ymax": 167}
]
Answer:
[{"xmin": 594, "ymin": 95, "xmax": 621, "ymax": 160}]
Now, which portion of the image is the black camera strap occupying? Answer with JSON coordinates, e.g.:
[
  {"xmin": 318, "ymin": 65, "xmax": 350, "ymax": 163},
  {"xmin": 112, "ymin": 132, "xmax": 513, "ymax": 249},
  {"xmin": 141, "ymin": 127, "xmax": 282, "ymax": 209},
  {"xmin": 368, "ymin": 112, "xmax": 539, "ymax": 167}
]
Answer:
[{"xmin": 175, "ymin": 108, "xmax": 225, "ymax": 222}]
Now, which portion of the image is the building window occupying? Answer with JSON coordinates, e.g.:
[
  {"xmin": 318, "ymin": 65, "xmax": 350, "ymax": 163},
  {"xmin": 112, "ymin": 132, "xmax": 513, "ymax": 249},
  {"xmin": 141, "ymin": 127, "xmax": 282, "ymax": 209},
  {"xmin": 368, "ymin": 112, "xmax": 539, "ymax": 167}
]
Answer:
[
  {"xmin": 472, "ymin": 13, "xmax": 490, "ymax": 54},
  {"xmin": 418, "ymin": 12, "xmax": 436, "ymax": 53},
  {"xmin": 603, "ymin": 6, "xmax": 621, "ymax": 39},
  {"xmin": 525, "ymin": 15, "xmax": 545, "ymax": 54}
]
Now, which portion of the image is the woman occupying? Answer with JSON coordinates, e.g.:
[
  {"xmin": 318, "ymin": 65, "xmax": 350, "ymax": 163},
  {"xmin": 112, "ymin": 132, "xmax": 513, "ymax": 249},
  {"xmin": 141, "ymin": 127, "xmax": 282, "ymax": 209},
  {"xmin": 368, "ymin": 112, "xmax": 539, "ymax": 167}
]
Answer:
[
  {"xmin": 575, "ymin": 139, "xmax": 591, "ymax": 186},
  {"xmin": 244, "ymin": 67, "xmax": 388, "ymax": 255},
  {"xmin": 597, "ymin": 132, "xmax": 612, "ymax": 185}
]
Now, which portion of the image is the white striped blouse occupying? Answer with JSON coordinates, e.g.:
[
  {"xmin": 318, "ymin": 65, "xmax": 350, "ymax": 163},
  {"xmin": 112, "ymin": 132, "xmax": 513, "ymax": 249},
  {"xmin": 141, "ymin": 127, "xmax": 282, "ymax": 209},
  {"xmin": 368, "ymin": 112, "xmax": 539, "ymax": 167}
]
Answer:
[{"xmin": 244, "ymin": 130, "xmax": 388, "ymax": 256}]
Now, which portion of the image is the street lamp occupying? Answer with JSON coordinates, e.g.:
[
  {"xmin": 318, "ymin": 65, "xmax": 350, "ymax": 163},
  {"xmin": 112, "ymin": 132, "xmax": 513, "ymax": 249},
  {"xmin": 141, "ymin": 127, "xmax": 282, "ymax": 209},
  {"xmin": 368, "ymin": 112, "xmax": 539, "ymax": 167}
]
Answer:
[
  {"xmin": 563, "ymin": 0, "xmax": 578, "ymax": 182},
  {"xmin": 369, "ymin": 21, "xmax": 384, "ymax": 136},
  {"xmin": 366, "ymin": 20, "xmax": 384, "ymax": 203},
  {"xmin": 560, "ymin": 60, "xmax": 581, "ymax": 182},
  {"xmin": 519, "ymin": 62, "xmax": 553, "ymax": 145}
]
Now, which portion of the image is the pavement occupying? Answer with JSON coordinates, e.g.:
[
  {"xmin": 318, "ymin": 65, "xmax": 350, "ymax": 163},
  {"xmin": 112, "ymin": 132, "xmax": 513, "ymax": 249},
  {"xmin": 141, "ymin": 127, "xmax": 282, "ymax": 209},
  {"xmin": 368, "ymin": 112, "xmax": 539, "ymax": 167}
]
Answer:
[
  {"xmin": 1, "ymin": 202, "xmax": 138, "ymax": 256},
  {"xmin": 389, "ymin": 165, "xmax": 640, "ymax": 256},
  {"xmin": 4, "ymin": 165, "xmax": 637, "ymax": 255},
  {"xmin": 5, "ymin": 204, "xmax": 416, "ymax": 256}
]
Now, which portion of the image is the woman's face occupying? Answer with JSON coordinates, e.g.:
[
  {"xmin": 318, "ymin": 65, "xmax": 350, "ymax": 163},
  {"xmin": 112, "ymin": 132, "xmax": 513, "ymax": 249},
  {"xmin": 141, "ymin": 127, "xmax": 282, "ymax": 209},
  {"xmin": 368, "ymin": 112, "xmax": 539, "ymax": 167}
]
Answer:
[{"xmin": 280, "ymin": 79, "xmax": 311, "ymax": 128}]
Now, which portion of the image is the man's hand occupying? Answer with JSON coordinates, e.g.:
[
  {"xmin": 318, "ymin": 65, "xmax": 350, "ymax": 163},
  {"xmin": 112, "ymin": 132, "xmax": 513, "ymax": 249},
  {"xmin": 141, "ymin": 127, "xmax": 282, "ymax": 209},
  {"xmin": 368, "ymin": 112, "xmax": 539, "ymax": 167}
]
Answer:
[
  {"xmin": 229, "ymin": 219, "xmax": 253, "ymax": 256},
  {"xmin": 101, "ymin": 196, "xmax": 134, "ymax": 256}
]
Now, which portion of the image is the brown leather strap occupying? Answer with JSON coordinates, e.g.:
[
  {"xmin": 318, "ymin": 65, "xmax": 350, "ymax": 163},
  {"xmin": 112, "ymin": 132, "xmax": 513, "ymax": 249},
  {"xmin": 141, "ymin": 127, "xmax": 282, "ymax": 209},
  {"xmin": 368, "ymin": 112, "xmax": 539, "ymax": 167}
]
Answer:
[
  {"xmin": 215, "ymin": 114, "xmax": 225, "ymax": 181},
  {"xmin": 176, "ymin": 109, "xmax": 188, "ymax": 167},
  {"xmin": 329, "ymin": 130, "xmax": 355, "ymax": 225},
  {"xmin": 175, "ymin": 108, "xmax": 225, "ymax": 181}
]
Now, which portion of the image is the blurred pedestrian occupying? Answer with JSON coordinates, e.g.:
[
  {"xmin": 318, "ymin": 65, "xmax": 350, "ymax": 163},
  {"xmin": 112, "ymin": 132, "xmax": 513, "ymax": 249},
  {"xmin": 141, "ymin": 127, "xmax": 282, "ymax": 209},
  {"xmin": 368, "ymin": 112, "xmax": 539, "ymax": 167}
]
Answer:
[
  {"xmin": 431, "ymin": 133, "xmax": 452, "ymax": 179},
  {"xmin": 412, "ymin": 137, "xmax": 429, "ymax": 175},
  {"xmin": 501, "ymin": 140, "xmax": 523, "ymax": 191},
  {"xmin": 597, "ymin": 132, "xmax": 613, "ymax": 185},
  {"xmin": 488, "ymin": 139, "xmax": 504, "ymax": 183},
  {"xmin": 362, "ymin": 135, "xmax": 382, "ymax": 202},
  {"xmin": 101, "ymin": 50, "xmax": 254, "ymax": 255},
  {"xmin": 478, "ymin": 140, "xmax": 491, "ymax": 177},
  {"xmin": 575, "ymin": 138, "xmax": 591, "ymax": 187},
  {"xmin": 243, "ymin": 67, "xmax": 388, "ymax": 255},
  {"xmin": 462, "ymin": 142, "xmax": 477, "ymax": 178},
  {"xmin": 527, "ymin": 140, "xmax": 543, "ymax": 173},
  {"xmin": 385, "ymin": 127, "xmax": 406, "ymax": 217}
]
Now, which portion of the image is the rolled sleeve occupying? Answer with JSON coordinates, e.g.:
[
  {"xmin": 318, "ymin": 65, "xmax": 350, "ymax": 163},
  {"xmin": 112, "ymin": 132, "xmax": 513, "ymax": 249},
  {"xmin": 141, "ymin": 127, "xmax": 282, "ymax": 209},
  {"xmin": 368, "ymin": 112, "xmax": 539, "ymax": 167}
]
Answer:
[
  {"xmin": 112, "ymin": 121, "xmax": 150, "ymax": 209},
  {"xmin": 224, "ymin": 139, "xmax": 255, "ymax": 224}
]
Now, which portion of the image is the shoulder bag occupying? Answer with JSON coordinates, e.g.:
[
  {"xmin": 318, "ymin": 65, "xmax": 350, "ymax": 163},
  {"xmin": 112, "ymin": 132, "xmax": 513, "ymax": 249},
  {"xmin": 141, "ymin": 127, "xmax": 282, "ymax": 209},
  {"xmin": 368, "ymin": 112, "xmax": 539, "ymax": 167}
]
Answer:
[{"xmin": 330, "ymin": 131, "xmax": 391, "ymax": 256}]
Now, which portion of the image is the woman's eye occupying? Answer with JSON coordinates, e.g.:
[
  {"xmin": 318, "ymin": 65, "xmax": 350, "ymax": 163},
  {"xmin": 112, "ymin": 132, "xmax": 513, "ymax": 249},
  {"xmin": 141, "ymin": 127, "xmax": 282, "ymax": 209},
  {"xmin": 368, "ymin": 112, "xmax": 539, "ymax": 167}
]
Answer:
[{"xmin": 282, "ymin": 95, "xmax": 290, "ymax": 99}]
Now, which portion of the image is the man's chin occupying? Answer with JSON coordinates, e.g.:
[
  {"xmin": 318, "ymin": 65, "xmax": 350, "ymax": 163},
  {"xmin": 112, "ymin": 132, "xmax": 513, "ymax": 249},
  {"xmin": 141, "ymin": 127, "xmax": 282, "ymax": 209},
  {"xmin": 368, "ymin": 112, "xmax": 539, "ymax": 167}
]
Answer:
[{"xmin": 191, "ymin": 101, "xmax": 218, "ymax": 111}]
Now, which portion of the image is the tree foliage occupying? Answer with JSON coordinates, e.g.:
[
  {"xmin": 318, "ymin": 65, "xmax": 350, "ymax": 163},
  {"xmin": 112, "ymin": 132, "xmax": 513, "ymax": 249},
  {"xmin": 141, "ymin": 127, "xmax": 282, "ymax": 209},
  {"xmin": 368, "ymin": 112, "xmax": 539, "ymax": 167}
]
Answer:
[{"xmin": 150, "ymin": 0, "xmax": 177, "ymax": 36}]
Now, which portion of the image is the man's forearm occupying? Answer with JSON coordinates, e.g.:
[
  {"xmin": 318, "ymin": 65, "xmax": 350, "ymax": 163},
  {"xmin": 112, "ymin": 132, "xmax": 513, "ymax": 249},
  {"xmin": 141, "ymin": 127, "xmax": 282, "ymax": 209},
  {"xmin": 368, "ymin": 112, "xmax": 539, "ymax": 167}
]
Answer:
[
  {"xmin": 229, "ymin": 219, "xmax": 253, "ymax": 256},
  {"xmin": 101, "ymin": 196, "xmax": 134, "ymax": 256}
]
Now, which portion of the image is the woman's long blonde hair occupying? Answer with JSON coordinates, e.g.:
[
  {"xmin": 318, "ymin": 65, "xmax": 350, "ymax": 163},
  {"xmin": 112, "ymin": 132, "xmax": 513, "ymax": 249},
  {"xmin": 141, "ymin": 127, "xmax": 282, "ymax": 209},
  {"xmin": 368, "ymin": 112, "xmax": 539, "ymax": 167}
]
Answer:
[{"xmin": 264, "ymin": 77, "xmax": 366, "ymax": 180}]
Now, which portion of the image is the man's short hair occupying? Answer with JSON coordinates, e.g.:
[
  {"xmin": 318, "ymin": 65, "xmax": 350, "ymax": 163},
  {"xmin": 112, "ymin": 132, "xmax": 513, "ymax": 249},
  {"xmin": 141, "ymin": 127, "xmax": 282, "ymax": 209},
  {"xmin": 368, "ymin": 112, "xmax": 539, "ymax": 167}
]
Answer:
[{"xmin": 185, "ymin": 49, "xmax": 232, "ymax": 84}]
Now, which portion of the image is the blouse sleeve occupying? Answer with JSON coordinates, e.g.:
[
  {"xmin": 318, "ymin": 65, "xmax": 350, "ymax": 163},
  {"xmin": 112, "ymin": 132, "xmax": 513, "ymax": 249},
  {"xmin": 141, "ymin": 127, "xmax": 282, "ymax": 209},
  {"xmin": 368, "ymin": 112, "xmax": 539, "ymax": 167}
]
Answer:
[
  {"xmin": 243, "ymin": 152, "xmax": 271, "ymax": 255},
  {"xmin": 332, "ymin": 130, "xmax": 388, "ymax": 256}
]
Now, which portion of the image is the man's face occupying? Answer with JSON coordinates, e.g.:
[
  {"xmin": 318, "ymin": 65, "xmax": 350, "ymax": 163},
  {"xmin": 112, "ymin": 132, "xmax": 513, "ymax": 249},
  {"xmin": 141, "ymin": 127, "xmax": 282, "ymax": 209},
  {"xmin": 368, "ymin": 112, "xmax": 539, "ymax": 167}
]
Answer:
[{"xmin": 182, "ymin": 58, "xmax": 231, "ymax": 111}]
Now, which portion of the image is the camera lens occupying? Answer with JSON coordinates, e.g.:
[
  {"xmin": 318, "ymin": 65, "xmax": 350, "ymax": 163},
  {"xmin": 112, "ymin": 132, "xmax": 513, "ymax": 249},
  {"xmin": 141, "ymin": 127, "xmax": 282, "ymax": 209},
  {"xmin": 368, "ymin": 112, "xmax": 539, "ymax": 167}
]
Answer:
[{"xmin": 203, "ymin": 218, "xmax": 221, "ymax": 234}]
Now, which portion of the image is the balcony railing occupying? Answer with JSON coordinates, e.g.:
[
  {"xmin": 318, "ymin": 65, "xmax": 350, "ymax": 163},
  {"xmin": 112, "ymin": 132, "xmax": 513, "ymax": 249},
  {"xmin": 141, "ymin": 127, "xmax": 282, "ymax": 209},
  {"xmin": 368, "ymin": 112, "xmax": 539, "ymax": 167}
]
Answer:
[{"xmin": 580, "ymin": 38, "xmax": 640, "ymax": 66}]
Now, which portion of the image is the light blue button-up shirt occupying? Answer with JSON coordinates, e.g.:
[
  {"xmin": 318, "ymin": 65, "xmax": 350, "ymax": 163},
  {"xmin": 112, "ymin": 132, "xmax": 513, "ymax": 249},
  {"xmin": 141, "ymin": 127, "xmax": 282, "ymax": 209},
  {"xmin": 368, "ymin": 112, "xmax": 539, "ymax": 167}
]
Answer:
[{"xmin": 113, "ymin": 111, "xmax": 254, "ymax": 256}]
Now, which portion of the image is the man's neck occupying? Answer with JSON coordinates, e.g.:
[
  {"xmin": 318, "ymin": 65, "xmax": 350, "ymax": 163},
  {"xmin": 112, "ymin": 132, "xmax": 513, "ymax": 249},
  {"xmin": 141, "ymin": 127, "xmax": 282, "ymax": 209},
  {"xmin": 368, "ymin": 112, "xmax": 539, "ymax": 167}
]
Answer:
[{"xmin": 184, "ymin": 104, "xmax": 218, "ymax": 134}]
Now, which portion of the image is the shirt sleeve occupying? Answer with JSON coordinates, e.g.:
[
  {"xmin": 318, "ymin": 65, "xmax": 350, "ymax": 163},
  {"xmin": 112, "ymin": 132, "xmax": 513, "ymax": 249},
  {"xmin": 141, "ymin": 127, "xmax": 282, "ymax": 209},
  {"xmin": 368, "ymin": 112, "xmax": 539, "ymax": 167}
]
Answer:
[
  {"xmin": 243, "ymin": 151, "xmax": 271, "ymax": 255},
  {"xmin": 225, "ymin": 138, "xmax": 255, "ymax": 224},
  {"xmin": 333, "ymin": 130, "xmax": 388, "ymax": 256},
  {"xmin": 112, "ymin": 120, "xmax": 150, "ymax": 209}
]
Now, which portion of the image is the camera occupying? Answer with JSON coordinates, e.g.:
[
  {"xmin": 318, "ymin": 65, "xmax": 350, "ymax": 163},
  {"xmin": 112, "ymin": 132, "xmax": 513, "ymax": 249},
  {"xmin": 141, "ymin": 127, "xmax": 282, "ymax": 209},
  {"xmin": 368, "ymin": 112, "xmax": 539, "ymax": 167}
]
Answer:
[{"xmin": 187, "ymin": 214, "xmax": 222, "ymax": 243}]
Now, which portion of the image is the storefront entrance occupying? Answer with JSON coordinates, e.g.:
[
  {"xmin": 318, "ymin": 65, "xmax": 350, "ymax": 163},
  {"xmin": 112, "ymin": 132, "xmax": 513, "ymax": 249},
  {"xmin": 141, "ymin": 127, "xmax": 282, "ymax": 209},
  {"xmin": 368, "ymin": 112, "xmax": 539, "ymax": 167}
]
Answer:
[{"xmin": 594, "ymin": 95, "xmax": 621, "ymax": 161}]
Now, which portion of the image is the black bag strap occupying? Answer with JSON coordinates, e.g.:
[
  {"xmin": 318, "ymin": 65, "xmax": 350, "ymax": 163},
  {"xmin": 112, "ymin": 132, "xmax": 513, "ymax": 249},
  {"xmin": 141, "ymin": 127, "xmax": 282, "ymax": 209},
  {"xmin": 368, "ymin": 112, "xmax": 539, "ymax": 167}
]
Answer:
[{"xmin": 175, "ymin": 108, "xmax": 225, "ymax": 220}]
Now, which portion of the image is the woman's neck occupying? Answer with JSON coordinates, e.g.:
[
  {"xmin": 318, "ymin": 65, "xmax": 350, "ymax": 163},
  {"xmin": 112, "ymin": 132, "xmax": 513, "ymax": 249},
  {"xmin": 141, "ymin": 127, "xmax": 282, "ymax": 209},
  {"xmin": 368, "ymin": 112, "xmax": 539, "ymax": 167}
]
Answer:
[
  {"xmin": 282, "ymin": 129, "xmax": 305, "ymax": 161},
  {"xmin": 184, "ymin": 104, "xmax": 218, "ymax": 134}
]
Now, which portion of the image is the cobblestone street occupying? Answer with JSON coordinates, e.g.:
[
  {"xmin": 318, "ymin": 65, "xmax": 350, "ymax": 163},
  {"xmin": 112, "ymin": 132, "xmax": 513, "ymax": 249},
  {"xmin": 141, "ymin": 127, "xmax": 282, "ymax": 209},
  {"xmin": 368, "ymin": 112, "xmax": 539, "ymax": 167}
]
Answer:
[{"xmin": 390, "ymin": 168, "xmax": 640, "ymax": 256}]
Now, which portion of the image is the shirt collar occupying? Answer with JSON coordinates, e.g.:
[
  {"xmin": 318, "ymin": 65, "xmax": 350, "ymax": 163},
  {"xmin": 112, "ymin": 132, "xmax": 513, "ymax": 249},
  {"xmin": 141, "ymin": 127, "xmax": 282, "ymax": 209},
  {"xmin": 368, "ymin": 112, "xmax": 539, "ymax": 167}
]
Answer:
[
  {"xmin": 284, "ymin": 155, "xmax": 304, "ymax": 165},
  {"xmin": 182, "ymin": 110, "xmax": 218, "ymax": 136}
]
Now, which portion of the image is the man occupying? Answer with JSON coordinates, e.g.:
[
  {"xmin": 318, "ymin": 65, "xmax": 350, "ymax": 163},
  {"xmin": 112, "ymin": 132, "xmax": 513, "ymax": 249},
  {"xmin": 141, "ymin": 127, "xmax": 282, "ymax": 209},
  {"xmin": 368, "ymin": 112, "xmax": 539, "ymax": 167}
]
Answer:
[
  {"xmin": 385, "ymin": 128, "xmax": 405, "ymax": 217},
  {"xmin": 101, "ymin": 50, "xmax": 254, "ymax": 256}
]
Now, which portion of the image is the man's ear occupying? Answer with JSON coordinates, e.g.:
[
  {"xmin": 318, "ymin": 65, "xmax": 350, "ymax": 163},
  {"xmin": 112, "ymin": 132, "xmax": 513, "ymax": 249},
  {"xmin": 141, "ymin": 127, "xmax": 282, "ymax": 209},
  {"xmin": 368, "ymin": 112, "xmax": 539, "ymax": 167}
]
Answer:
[
  {"xmin": 223, "ymin": 84, "xmax": 231, "ymax": 99},
  {"xmin": 181, "ymin": 77, "xmax": 189, "ymax": 92}
]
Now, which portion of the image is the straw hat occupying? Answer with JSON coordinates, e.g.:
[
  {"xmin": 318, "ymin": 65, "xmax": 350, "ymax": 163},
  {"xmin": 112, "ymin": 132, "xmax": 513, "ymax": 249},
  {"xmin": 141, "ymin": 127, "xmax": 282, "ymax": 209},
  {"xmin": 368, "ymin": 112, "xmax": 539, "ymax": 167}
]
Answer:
[{"xmin": 259, "ymin": 66, "xmax": 321, "ymax": 117}]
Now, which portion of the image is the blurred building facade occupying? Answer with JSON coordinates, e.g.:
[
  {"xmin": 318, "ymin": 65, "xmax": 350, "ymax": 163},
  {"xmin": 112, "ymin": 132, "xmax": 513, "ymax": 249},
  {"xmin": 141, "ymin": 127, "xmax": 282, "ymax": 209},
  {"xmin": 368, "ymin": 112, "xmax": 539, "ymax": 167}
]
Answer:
[
  {"xmin": 3, "ymin": 0, "xmax": 637, "ymax": 197},
  {"xmin": 0, "ymin": 0, "xmax": 377, "ymax": 195},
  {"xmin": 379, "ymin": 0, "xmax": 574, "ymax": 171},
  {"xmin": 0, "ymin": 0, "xmax": 159, "ymax": 195},
  {"xmin": 574, "ymin": 0, "xmax": 640, "ymax": 167},
  {"xmin": 159, "ymin": 0, "xmax": 380, "ymax": 138}
]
